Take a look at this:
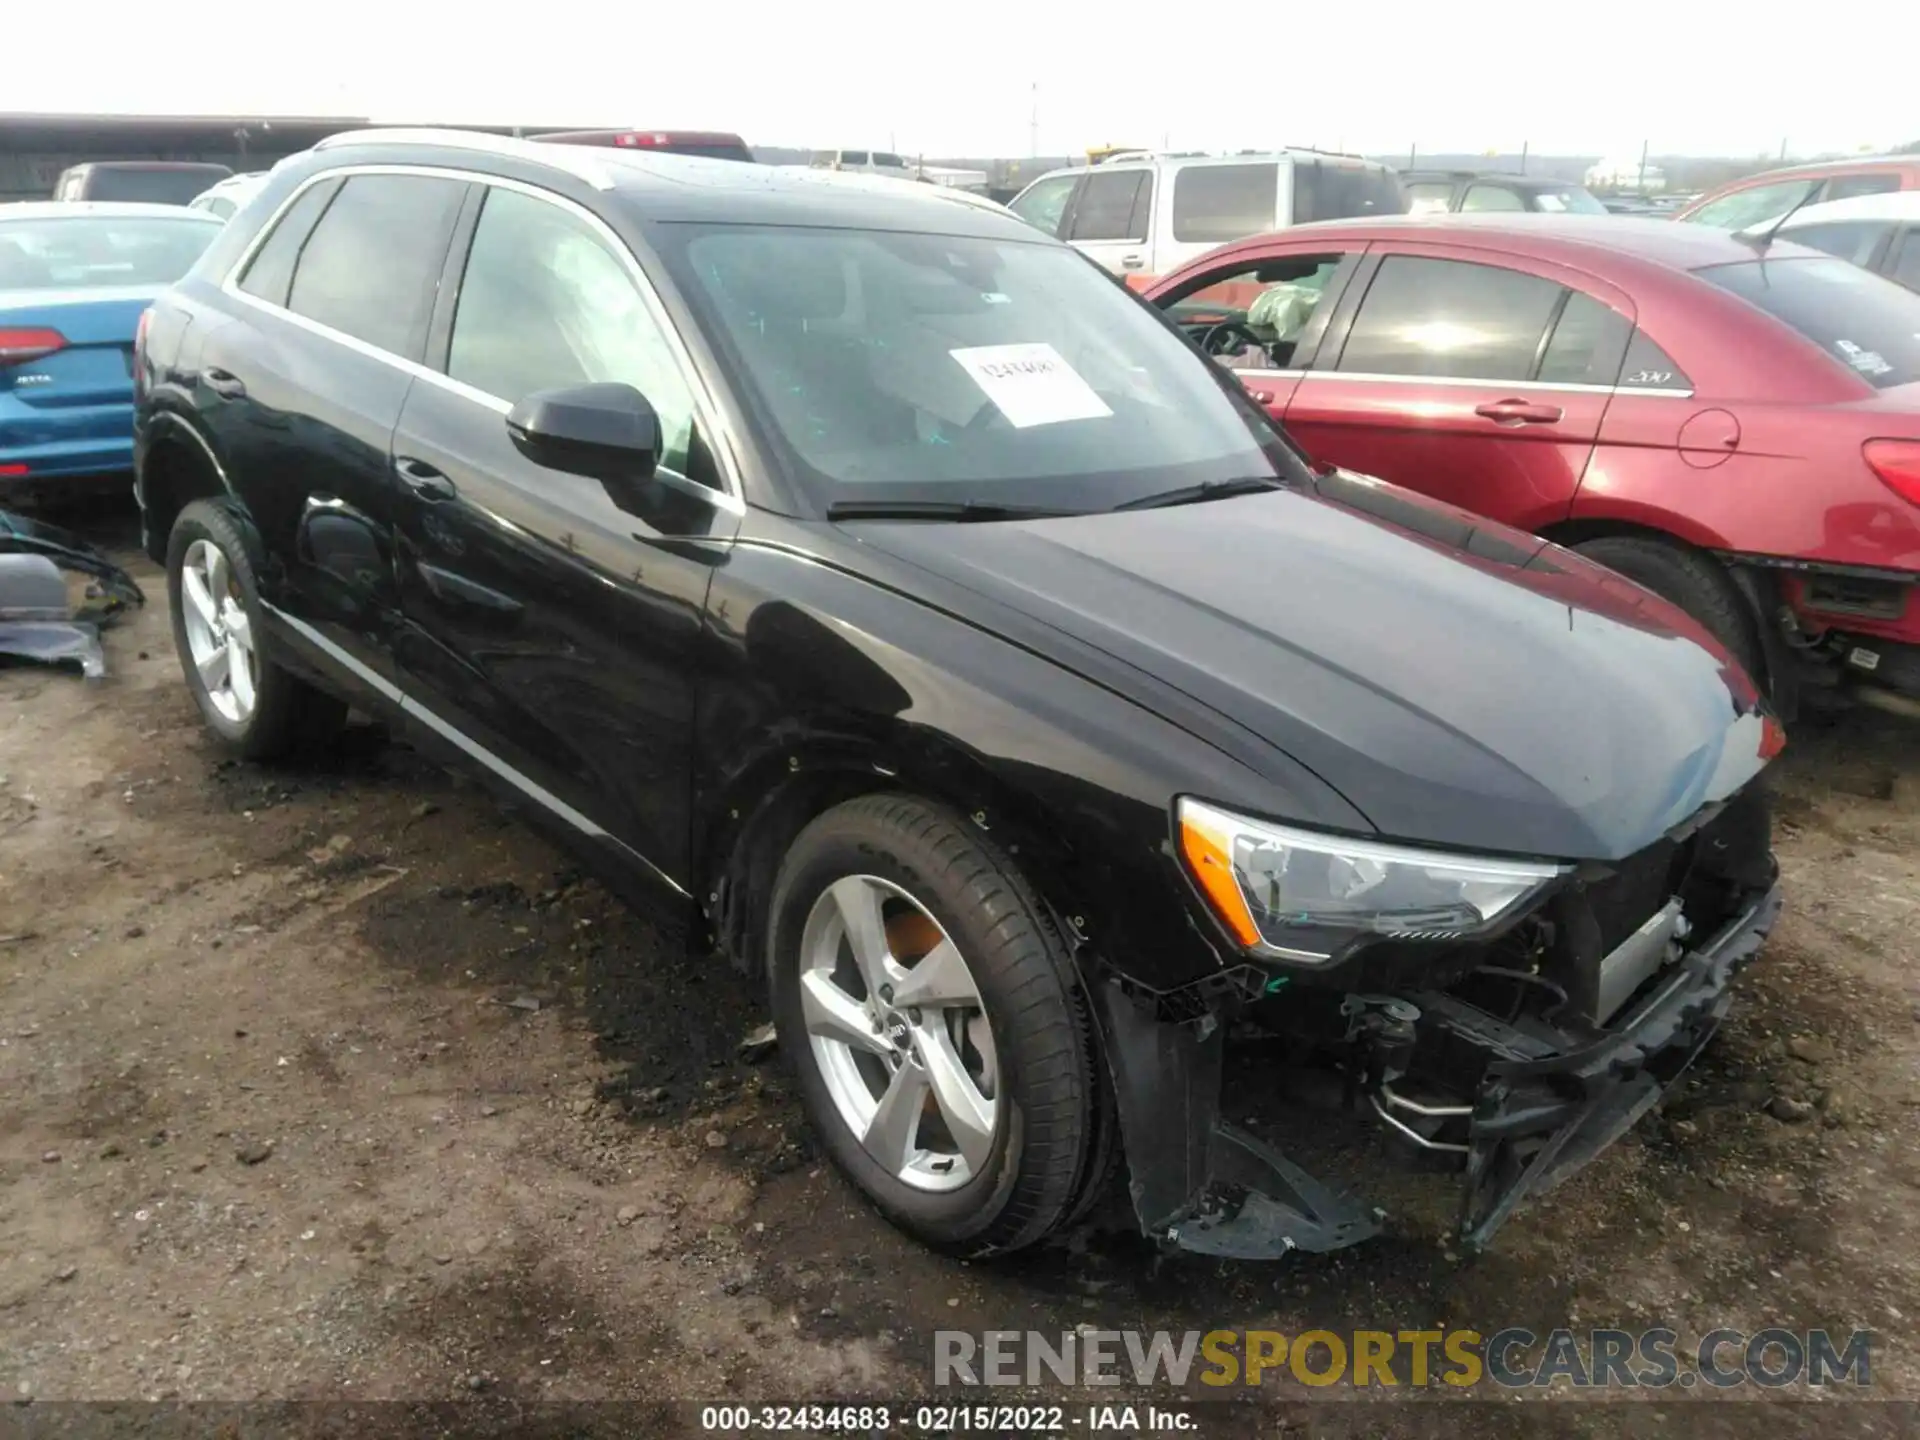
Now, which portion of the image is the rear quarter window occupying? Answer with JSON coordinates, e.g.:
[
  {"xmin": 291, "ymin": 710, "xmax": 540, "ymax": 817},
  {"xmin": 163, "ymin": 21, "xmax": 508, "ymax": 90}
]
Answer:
[
  {"xmin": 1172, "ymin": 164, "xmax": 1279, "ymax": 243},
  {"xmin": 1618, "ymin": 330, "xmax": 1692, "ymax": 392},
  {"xmin": 1697, "ymin": 255, "xmax": 1920, "ymax": 389},
  {"xmin": 1777, "ymin": 219, "xmax": 1891, "ymax": 268},
  {"xmin": 236, "ymin": 178, "xmax": 343, "ymax": 306},
  {"xmin": 1293, "ymin": 161, "xmax": 1403, "ymax": 222}
]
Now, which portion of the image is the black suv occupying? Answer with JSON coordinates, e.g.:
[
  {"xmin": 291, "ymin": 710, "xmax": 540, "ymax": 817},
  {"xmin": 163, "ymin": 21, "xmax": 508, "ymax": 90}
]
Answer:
[
  {"xmin": 1401, "ymin": 169, "xmax": 1610, "ymax": 216},
  {"xmin": 135, "ymin": 130, "xmax": 1782, "ymax": 1260}
]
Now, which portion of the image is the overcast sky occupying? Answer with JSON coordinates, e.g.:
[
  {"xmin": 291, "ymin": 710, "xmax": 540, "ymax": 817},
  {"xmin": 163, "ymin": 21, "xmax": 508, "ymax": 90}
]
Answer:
[{"xmin": 10, "ymin": 0, "xmax": 1913, "ymax": 161}]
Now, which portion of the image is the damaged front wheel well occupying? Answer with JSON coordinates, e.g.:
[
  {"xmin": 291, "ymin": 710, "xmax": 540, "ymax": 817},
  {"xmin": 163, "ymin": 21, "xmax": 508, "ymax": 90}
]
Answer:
[{"xmin": 706, "ymin": 767, "xmax": 891, "ymax": 975}]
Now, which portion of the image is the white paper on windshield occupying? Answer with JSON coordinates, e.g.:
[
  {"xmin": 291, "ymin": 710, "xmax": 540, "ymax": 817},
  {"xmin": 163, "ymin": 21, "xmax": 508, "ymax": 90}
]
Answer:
[{"xmin": 949, "ymin": 343, "xmax": 1113, "ymax": 429}]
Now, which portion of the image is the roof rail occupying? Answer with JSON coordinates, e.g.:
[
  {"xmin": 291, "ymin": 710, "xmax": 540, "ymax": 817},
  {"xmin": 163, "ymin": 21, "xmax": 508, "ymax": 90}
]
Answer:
[
  {"xmin": 312, "ymin": 127, "xmax": 617, "ymax": 190},
  {"xmin": 1095, "ymin": 145, "xmax": 1379, "ymax": 166},
  {"xmin": 1282, "ymin": 143, "xmax": 1369, "ymax": 161}
]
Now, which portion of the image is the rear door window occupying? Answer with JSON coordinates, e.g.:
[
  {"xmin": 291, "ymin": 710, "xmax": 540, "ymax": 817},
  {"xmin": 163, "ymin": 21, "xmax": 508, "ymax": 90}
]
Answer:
[
  {"xmin": 285, "ymin": 174, "xmax": 468, "ymax": 360},
  {"xmin": 1335, "ymin": 255, "xmax": 1565, "ymax": 381},
  {"xmin": 1172, "ymin": 163, "xmax": 1279, "ymax": 243},
  {"xmin": 1067, "ymin": 170, "xmax": 1147, "ymax": 241},
  {"xmin": 1697, "ymin": 255, "xmax": 1920, "ymax": 389},
  {"xmin": 1403, "ymin": 181, "xmax": 1455, "ymax": 214}
]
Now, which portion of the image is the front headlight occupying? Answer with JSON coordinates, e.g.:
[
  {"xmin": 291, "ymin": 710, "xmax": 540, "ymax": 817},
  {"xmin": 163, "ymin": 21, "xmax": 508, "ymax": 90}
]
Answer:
[{"xmin": 1176, "ymin": 798, "xmax": 1568, "ymax": 963}]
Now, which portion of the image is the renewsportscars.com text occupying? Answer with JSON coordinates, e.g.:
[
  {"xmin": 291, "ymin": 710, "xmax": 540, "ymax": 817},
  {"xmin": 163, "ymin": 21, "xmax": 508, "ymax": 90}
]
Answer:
[{"xmin": 933, "ymin": 1328, "xmax": 1873, "ymax": 1389}]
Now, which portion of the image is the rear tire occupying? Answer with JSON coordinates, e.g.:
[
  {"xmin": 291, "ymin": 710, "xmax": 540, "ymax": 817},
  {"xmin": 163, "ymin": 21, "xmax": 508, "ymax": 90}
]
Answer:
[
  {"xmin": 167, "ymin": 500, "xmax": 347, "ymax": 760},
  {"xmin": 1573, "ymin": 535, "xmax": 1766, "ymax": 684},
  {"xmin": 767, "ymin": 794, "xmax": 1102, "ymax": 1257}
]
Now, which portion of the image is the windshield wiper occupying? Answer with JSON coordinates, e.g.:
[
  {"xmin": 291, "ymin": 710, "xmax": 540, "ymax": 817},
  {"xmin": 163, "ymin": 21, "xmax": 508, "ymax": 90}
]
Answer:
[
  {"xmin": 1112, "ymin": 476, "xmax": 1285, "ymax": 512},
  {"xmin": 826, "ymin": 498, "xmax": 1081, "ymax": 522}
]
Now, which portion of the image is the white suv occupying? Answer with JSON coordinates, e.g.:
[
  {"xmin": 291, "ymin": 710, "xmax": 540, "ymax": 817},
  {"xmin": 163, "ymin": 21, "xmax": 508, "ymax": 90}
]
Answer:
[
  {"xmin": 187, "ymin": 172, "xmax": 269, "ymax": 221},
  {"xmin": 808, "ymin": 149, "xmax": 915, "ymax": 179},
  {"xmin": 1008, "ymin": 149, "xmax": 1403, "ymax": 283}
]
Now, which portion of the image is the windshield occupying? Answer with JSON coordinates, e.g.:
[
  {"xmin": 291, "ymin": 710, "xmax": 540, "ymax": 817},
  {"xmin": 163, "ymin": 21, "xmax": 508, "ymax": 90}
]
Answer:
[
  {"xmin": 0, "ymin": 215, "xmax": 219, "ymax": 290},
  {"xmin": 660, "ymin": 223, "xmax": 1304, "ymax": 510},
  {"xmin": 1532, "ymin": 186, "xmax": 1608, "ymax": 215},
  {"xmin": 1696, "ymin": 255, "xmax": 1920, "ymax": 391},
  {"xmin": 79, "ymin": 169, "xmax": 227, "ymax": 205}
]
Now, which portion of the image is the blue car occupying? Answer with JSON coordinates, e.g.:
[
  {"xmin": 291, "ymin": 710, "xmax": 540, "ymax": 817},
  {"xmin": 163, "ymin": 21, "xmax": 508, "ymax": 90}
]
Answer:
[{"xmin": 2, "ymin": 202, "xmax": 221, "ymax": 503}]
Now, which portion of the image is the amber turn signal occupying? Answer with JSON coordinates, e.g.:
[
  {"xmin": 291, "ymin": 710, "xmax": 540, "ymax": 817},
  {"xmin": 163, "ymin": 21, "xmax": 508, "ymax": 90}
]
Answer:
[{"xmin": 1177, "ymin": 805, "xmax": 1262, "ymax": 948}]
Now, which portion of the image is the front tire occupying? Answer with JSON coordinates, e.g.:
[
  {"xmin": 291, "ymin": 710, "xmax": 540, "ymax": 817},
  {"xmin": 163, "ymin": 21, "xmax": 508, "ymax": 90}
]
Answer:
[
  {"xmin": 1573, "ymin": 535, "xmax": 1766, "ymax": 684},
  {"xmin": 767, "ymin": 795, "xmax": 1101, "ymax": 1257},
  {"xmin": 167, "ymin": 500, "xmax": 346, "ymax": 760}
]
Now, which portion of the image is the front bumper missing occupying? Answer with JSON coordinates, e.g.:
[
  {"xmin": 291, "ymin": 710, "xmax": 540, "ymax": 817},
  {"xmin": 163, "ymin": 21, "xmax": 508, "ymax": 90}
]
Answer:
[
  {"xmin": 1095, "ymin": 880, "xmax": 1784, "ymax": 1259},
  {"xmin": 1094, "ymin": 982, "xmax": 1382, "ymax": 1258},
  {"xmin": 1439, "ymin": 880, "xmax": 1783, "ymax": 1249}
]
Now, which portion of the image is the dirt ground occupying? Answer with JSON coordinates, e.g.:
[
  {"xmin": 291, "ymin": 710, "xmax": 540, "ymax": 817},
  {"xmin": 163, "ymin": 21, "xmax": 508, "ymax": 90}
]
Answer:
[{"xmin": 2, "ymin": 507, "xmax": 1917, "ymax": 1437}]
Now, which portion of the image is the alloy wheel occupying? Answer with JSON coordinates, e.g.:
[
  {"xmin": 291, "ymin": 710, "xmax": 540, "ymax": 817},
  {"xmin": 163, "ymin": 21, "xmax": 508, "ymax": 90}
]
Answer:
[
  {"xmin": 798, "ymin": 874, "xmax": 999, "ymax": 1192},
  {"xmin": 179, "ymin": 538, "xmax": 258, "ymax": 725}
]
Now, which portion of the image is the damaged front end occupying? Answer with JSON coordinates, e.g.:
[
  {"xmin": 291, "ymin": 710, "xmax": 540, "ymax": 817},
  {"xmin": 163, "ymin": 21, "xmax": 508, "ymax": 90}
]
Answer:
[
  {"xmin": 1096, "ymin": 782, "xmax": 1782, "ymax": 1259},
  {"xmin": 0, "ymin": 507, "xmax": 144, "ymax": 678}
]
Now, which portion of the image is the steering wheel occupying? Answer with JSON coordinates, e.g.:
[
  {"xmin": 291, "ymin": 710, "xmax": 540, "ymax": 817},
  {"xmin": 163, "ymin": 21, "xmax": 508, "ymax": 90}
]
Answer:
[{"xmin": 1199, "ymin": 321, "xmax": 1266, "ymax": 358}]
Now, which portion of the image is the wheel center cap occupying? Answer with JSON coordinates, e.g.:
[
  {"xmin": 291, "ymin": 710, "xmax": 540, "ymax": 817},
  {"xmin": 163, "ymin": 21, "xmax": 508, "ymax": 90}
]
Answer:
[{"xmin": 882, "ymin": 1013, "xmax": 912, "ymax": 1051}]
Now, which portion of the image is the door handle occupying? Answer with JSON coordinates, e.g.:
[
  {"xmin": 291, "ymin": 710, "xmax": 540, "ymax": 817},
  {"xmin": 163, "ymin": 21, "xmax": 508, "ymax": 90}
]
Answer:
[
  {"xmin": 204, "ymin": 367, "xmax": 246, "ymax": 400},
  {"xmin": 1119, "ymin": 254, "xmax": 1145, "ymax": 270},
  {"xmin": 393, "ymin": 456, "xmax": 457, "ymax": 502},
  {"xmin": 1474, "ymin": 397, "xmax": 1563, "ymax": 425}
]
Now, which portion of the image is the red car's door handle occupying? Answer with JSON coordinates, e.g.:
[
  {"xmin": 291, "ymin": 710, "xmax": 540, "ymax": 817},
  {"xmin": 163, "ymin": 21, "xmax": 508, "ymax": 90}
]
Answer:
[{"xmin": 1474, "ymin": 397, "xmax": 1564, "ymax": 425}]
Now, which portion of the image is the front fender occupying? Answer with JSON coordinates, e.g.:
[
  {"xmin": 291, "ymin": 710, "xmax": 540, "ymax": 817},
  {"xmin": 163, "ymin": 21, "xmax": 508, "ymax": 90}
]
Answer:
[{"xmin": 695, "ymin": 533, "xmax": 1368, "ymax": 994}]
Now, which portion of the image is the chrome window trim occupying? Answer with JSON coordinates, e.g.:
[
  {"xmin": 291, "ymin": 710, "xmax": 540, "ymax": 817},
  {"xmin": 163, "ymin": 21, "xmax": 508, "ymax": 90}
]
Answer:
[
  {"xmin": 1314, "ymin": 369, "xmax": 1694, "ymax": 399},
  {"xmin": 219, "ymin": 161, "xmax": 747, "ymax": 516}
]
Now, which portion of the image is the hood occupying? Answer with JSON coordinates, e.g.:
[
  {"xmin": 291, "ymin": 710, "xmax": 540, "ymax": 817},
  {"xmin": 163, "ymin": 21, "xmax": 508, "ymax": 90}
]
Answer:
[{"xmin": 847, "ymin": 475, "xmax": 1773, "ymax": 861}]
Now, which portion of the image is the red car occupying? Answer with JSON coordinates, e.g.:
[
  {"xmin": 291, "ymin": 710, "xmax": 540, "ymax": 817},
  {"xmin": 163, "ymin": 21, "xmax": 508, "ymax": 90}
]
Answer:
[
  {"xmin": 532, "ymin": 129, "xmax": 754, "ymax": 164},
  {"xmin": 1673, "ymin": 155, "xmax": 1920, "ymax": 228},
  {"xmin": 1145, "ymin": 214, "xmax": 1920, "ymax": 717}
]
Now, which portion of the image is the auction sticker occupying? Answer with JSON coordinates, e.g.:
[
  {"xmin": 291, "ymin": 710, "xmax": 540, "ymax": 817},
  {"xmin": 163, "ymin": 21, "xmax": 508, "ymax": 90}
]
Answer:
[{"xmin": 950, "ymin": 343, "xmax": 1112, "ymax": 429}]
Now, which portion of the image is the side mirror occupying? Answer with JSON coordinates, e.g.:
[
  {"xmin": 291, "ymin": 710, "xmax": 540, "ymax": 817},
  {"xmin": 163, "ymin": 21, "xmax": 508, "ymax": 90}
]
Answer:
[{"xmin": 506, "ymin": 382, "xmax": 660, "ymax": 483}]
